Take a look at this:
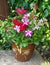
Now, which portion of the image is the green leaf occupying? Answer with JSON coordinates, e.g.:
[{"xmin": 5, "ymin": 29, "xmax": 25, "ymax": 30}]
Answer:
[
  {"xmin": 34, "ymin": 42, "xmax": 40, "ymax": 46},
  {"xmin": 23, "ymin": 43, "xmax": 28, "ymax": 47},
  {"xmin": 48, "ymin": 5, "xmax": 50, "ymax": 10},
  {"xmin": 10, "ymin": 0, "xmax": 15, "ymax": 6},
  {"xmin": 25, "ymin": 0, "xmax": 28, "ymax": 3},
  {"xmin": 44, "ymin": 9, "xmax": 48, "ymax": 17},
  {"xmin": 30, "ymin": 2, "xmax": 35, "ymax": 8},
  {"xmin": 0, "ymin": 40, "xmax": 2, "ymax": 42},
  {"xmin": 20, "ymin": 43, "xmax": 23, "ymax": 49}
]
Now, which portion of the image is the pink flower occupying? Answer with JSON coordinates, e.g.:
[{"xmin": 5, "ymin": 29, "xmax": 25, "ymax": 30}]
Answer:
[
  {"xmin": 24, "ymin": 30, "xmax": 33, "ymax": 37},
  {"xmin": 33, "ymin": 4, "xmax": 38, "ymax": 9},
  {"xmin": 24, "ymin": 14, "xmax": 30, "ymax": 18},
  {"xmin": 22, "ymin": 14, "xmax": 30, "ymax": 23},
  {"xmin": 14, "ymin": 25, "xmax": 20, "ymax": 33},
  {"xmin": 23, "ymin": 21, "xmax": 30, "ymax": 25},
  {"xmin": 22, "ymin": 16, "xmax": 29, "ymax": 22},
  {"xmin": 33, "ymin": 16, "xmax": 38, "ymax": 21},
  {"xmin": 16, "ymin": 8, "xmax": 27, "ymax": 14}
]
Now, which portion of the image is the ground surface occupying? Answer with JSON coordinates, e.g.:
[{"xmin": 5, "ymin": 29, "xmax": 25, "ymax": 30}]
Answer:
[{"xmin": 0, "ymin": 50, "xmax": 43, "ymax": 65}]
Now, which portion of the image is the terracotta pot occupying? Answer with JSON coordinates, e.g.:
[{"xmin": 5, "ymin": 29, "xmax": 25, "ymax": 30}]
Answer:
[{"xmin": 12, "ymin": 42, "xmax": 35, "ymax": 62}]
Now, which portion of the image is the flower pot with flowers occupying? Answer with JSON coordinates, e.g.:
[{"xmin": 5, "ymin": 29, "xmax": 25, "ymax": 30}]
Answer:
[
  {"xmin": 11, "ymin": 6, "xmax": 49, "ymax": 62},
  {"xmin": 0, "ymin": 5, "xmax": 49, "ymax": 61}
]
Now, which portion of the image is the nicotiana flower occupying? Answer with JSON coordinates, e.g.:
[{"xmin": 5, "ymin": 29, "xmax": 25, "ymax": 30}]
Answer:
[
  {"xmin": 22, "ymin": 14, "xmax": 30, "ymax": 22},
  {"xmin": 14, "ymin": 25, "xmax": 20, "ymax": 33},
  {"xmin": 24, "ymin": 30, "xmax": 33, "ymax": 37},
  {"xmin": 43, "ymin": 18, "xmax": 49, "ymax": 27},
  {"xmin": 22, "ymin": 17, "xmax": 29, "ymax": 22},
  {"xmin": 24, "ymin": 13, "xmax": 30, "ymax": 18},
  {"xmin": 23, "ymin": 21, "xmax": 30, "ymax": 25},
  {"xmin": 38, "ymin": 19, "xmax": 43, "ymax": 26},
  {"xmin": 32, "ymin": 25, "xmax": 40, "ymax": 30},
  {"xmin": 16, "ymin": 8, "xmax": 27, "ymax": 14}
]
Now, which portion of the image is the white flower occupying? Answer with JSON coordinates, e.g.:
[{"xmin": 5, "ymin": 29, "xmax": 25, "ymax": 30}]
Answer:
[
  {"xmin": 33, "ymin": 25, "xmax": 40, "ymax": 30},
  {"xmin": 38, "ymin": 19, "xmax": 43, "ymax": 26},
  {"xmin": 14, "ymin": 25, "xmax": 20, "ymax": 33}
]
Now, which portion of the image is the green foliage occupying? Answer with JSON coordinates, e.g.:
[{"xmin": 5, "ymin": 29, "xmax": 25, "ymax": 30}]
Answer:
[
  {"xmin": 10, "ymin": 0, "xmax": 15, "ymax": 6},
  {"xmin": 8, "ymin": 9, "xmax": 50, "ymax": 48},
  {"xmin": 0, "ymin": 20, "xmax": 14, "ymax": 49},
  {"xmin": 41, "ymin": 61, "xmax": 50, "ymax": 65},
  {"xmin": 8, "ymin": 0, "xmax": 50, "ymax": 18},
  {"xmin": 45, "ymin": 30, "xmax": 50, "ymax": 41},
  {"xmin": 0, "ymin": 6, "xmax": 49, "ymax": 49},
  {"xmin": 0, "ymin": 0, "xmax": 50, "ymax": 50}
]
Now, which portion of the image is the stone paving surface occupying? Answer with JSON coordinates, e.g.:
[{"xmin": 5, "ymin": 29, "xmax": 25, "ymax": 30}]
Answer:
[{"xmin": 0, "ymin": 50, "xmax": 43, "ymax": 65}]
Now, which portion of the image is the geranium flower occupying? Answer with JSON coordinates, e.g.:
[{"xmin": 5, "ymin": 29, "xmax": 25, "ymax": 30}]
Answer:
[
  {"xmin": 24, "ymin": 30, "xmax": 33, "ymax": 37},
  {"xmin": 12, "ymin": 19, "xmax": 23, "ymax": 26},
  {"xmin": 16, "ymin": 8, "xmax": 27, "ymax": 14},
  {"xmin": 14, "ymin": 25, "xmax": 20, "ymax": 33}
]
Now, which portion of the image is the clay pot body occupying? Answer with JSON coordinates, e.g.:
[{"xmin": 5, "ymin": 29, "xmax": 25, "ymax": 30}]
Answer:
[{"xmin": 12, "ymin": 42, "xmax": 35, "ymax": 62}]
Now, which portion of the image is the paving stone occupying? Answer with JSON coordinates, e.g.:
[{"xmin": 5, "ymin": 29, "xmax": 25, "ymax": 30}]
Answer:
[{"xmin": 0, "ymin": 50, "xmax": 43, "ymax": 65}]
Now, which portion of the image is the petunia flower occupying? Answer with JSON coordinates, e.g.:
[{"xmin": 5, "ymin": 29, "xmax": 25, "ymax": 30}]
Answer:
[
  {"xmin": 16, "ymin": 8, "xmax": 27, "ymax": 15},
  {"xmin": 24, "ymin": 30, "xmax": 33, "ymax": 37}
]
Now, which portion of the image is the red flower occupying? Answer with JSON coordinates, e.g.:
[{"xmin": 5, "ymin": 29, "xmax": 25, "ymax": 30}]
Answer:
[
  {"xmin": 12, "ymin": 19, "xmax": 28, "ymax": 32},
  {"xmin": 20, "ymin": 24, "xmax": 28, "ymax": 31},
  {"xmin": 12, "ymin": 19, "xmax": 22, "ymax": 26},
  {"xmin": 16, "ymin": 8, "xmax": 27, "ymax": 14}
]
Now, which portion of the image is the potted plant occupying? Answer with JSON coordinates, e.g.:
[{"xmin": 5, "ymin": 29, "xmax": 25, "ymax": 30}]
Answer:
[
  {"xmin": 0, "ymin": 6, "xmax": 49, "ymax": 61},
  {"xmin": 11, "ymin": 7, "xmax": 49, "ymax": 61}
]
